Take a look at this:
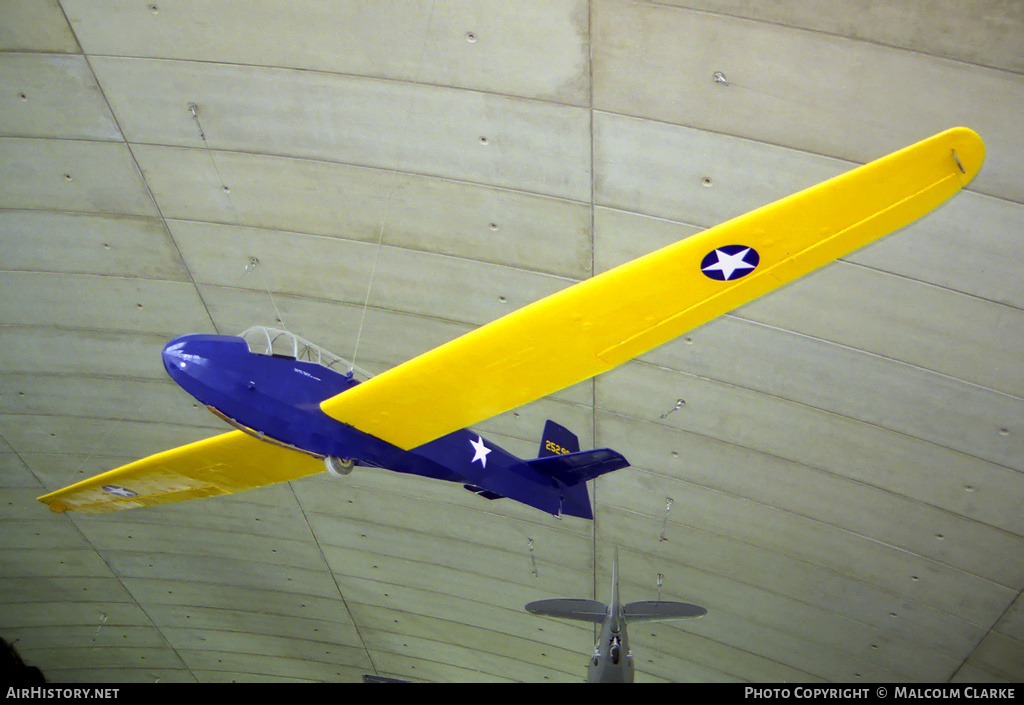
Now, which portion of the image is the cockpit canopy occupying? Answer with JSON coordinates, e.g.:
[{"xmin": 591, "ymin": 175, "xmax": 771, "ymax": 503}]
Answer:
[{"xmin": 240, "ymin": 326, "xmax": 370, "ymax": 380}]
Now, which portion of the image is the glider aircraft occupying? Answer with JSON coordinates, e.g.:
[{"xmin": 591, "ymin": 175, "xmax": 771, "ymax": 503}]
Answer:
[
  {"xmin": 526, "ymin": 549, "xmax": 707, "ymax": 683},
  {"xmin": 38, "ymin": 128, "xmax": 984, "ymax": 519}
]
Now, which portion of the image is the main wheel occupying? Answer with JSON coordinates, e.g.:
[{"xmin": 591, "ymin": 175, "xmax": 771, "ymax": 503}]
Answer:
[{"xmin": 325, "ymin": 455, "xmax": 355, "ymax": 477}]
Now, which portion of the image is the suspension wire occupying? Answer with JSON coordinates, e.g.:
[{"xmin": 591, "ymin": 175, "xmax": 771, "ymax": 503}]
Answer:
[
  {"xmin": 350, "ymin": 170, "xmax": 398, "ymax": 367},
  {"xmin": 244, "ymin": 256, "xmax": 288, "ymax": 332},
  {"xmin": 191, "ymin": 102, "xmax": 288, "ymax": 331},
  {"xmin": 350, "ymin": 0, "xmax": 438, "ymax": 368}
]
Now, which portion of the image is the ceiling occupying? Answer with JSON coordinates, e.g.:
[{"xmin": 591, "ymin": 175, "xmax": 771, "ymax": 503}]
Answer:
[{"xmin": 2, "ymin": 0, "xmax": 1022, "ymax": 684}]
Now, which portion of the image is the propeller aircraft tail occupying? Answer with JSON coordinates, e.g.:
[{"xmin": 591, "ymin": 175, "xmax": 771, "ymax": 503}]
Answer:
[{"xmin": 526, "ymin": 549, "xmax": 707, "ymax": 682}]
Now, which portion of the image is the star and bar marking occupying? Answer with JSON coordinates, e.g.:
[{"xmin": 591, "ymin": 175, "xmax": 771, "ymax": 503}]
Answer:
[{"xmin": 700, "ymin": 245, "xmax": 760, "ymax": 281}]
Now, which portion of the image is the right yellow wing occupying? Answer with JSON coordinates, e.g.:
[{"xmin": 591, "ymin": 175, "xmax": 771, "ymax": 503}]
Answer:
[{"xmin": 321, "ymin": 127, "xmax": 985, "ymax": 450}]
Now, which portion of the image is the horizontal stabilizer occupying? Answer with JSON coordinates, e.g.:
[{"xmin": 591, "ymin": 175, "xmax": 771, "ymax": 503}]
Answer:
[
  {"xmin": 525, "ymin": 598, "xmax": 608, "ymax": 623},
  {"xmin": 623, "ymin": 600, "xmax": 707, "ymax": 622},
  {"xmin": 525, "ymin": 448, "xmax": 629, "ymax": 487}
]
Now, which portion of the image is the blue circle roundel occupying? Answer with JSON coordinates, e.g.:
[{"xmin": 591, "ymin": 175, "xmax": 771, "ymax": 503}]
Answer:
[{"xmin": 700, "ymin": 245, "xmax": 760, "ymax": 281}]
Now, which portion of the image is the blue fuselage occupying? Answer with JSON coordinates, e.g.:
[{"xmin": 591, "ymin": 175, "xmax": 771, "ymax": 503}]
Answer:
[{"xmin": 161, "ymin": 334, "xmax": 591, "ymax": 517}]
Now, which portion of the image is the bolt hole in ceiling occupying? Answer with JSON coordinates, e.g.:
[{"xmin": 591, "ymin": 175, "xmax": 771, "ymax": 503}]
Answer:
[{"xmin": 1, "ymin": 0, "xmax": 1023, "ymax": 686}]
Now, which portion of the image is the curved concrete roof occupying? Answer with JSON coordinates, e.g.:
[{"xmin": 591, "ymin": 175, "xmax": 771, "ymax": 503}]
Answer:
[{"xmin": 2, "ymin": 0, "xmax": 1022, "ymax": 683}]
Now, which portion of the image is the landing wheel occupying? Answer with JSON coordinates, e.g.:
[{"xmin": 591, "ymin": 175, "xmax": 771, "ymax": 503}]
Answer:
[{"xmin": 325, "ymin": 455, "xmax": 355, "ymax": 477}]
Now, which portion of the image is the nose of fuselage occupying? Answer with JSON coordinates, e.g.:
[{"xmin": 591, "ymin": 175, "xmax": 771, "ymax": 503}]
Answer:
[
  {"xmin": 162, "ymin": 337, "xmax": 182, "ymax": 363},
  {"xmin": 162, "ymin": 333, "xmax": 251, "ymax": 369},
  {"xmin": 162, "ymin": 335, "xmax": 200, "ymax": 382},
  {"xmin": 161, "ymin": 333, "xmax": 250, "ymax": 402},
  {"xmin": 162, "ymin": 337, "xmax": 186, "ymax": 376},
  {"xmin": 161, "ymin": 334, "xmax": 233, "ymax": 382}
]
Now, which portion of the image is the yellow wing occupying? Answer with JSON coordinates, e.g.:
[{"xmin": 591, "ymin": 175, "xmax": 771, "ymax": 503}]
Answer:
[
  {"xmin": 37, "ymin": 430, "xmax": 324, "ymax": 514},
  {"xmin": 321, "ymin": 127, "xmax": 985, "ymax": 450}
]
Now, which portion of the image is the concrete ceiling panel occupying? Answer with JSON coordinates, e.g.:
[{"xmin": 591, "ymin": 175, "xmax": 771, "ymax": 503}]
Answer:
[
  {"xmin": 0, "ymin": 138, "xmax": 157, "ymax": 216},
  {"xmin": 0, "ymin": 271, "xmax": 211, "ymax": 334},
  {"xmin": 597, "ymin": 414, "xmax": 1024, "ymax": 587},
  {"xmin": 170, "ymin": 222, "xmax": 381, "ymax": 306},
  {"xmin": 849, "ymin": 192, "xmax": 1024, "ymax": 308},
  {"xmin": 608, "ymin": 536, "xmax": 999, "ymax": 665},
  {"xmin": 592, "ymin": 0, "xmax": 1024, "ymax": 202},
  {"xmin": 996, "ymin": 596, "xmax": 1024, "ymax": 641},
  {"xmin": 739, "ymin": 264, "xmax": 1024, "ymax": 395},
  {"xmin": 363, "ymin": 245, "xmax": 572, "ymax": 326},
  {"xmin": 62, "ymin": 0, "xmax": 590, "ymax": 104},
  {"xmin": 962, "ymin": 630, "xmax": 1024, "ymax": 680},
  {"xmin": 593, "ymin": 206, "xmax": 705, "ymax": 273},
  {"xmin": 596, "ymin": 467, "xmax": 1013, "ymax": 620},
  {"xmin": 655, "ymin": 0, "xmax": 1024, "ymax": 73},
  {"xmin": 172, "ymin": 190, "xmax": 591, "ymax": 280},
  {"xmin": 6, "ymin": 416, "xmax": 216, "ymax": 479},
  {"xmin": 1, "ymin": 451, "xmax": 39, "ymax": 488},
  {"xmin": 91, "ymin": 57, "xmax": 592, "ymax": 200},
  {"xmin": 169, "ymin": 219, "xmax": 574, "ymax": 329},
  {"xmin": 135, "ymin": 147, "xmax": 592, "ymax": 276},
  {"xmin": 594, "ymin": 113, "xmax": 851, "ymax": 225},
  {"xmin": 0, "ymin": 374, "xmax": 206, "ymax": 427},
  {"xmin": 0, "ymin": 211, "xmax": 188, "ymax": 281},
  {"xmin": 0, "ymin": 328, "xmax": 174, "ymax": 377},
  {"xmin": 609, "ymin": 576, "xmax": 898, "ymax": 680},
  {"xmin": 18, "ymin": 642, "xmax": 186, "ymax": 679},
  {"xmin": 0, "ymin": 53, "xmax": 120, "ymax": 140},
  {"xmin": 596, "ymin": 364, "xmax": 1024, "ymax": 534},
  {"xmin": 641, "ymin": 317, "xmax": 1023, "ymax": 471},
  {"xmin": 0, "ymin": 0, "xmax": 80, "ymax": 52}
]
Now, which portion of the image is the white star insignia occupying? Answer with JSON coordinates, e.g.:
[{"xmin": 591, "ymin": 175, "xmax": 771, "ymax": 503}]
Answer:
[
  {"xmin": 102, "ymin": 485, "xmax": 137, "ymax": 498},
  {"xmin": 702, "ymin": 247, "xmax": 756, "ymax": 280},
  {"xmin": 469, "ymin": 436, "xmax": 491, "ymax": 468}
]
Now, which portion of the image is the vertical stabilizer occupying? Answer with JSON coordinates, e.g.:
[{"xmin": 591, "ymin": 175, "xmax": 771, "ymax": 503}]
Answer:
[
  {"xmin": 609, "ymin": 547, "xmax": 621, "ymax": 633},
  {"xmin": 538, "ymin": 420, "xmax": 580, "ymax": 457}
]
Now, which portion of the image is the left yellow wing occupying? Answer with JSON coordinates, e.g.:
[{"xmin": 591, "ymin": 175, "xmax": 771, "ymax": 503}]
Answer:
[
  {"xmin": 38, "ymin": 430, "xmax": 324, "ymax": 514},
  {"xmin": 321, "ymin": 127, "xmax": 984, "ymax": 450}
]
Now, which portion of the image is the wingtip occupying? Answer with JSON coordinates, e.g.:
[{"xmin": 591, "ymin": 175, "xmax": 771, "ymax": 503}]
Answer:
[
  {"xmin": 946, "ymin": 126, "xmax": 985, "ymax": 184},
  {"xmin": 45, "ymin": 499, "xmax": 68, "ymax": 513}
]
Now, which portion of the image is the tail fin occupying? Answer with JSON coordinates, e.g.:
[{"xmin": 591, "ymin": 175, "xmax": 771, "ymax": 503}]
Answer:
[
  {"xmin": 538, "ymin": 419, "xmax": 580, "ymax": 458},
  {"xmin": 609, "ymin": 546, "xmax": 621, "ymax": 632}
]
